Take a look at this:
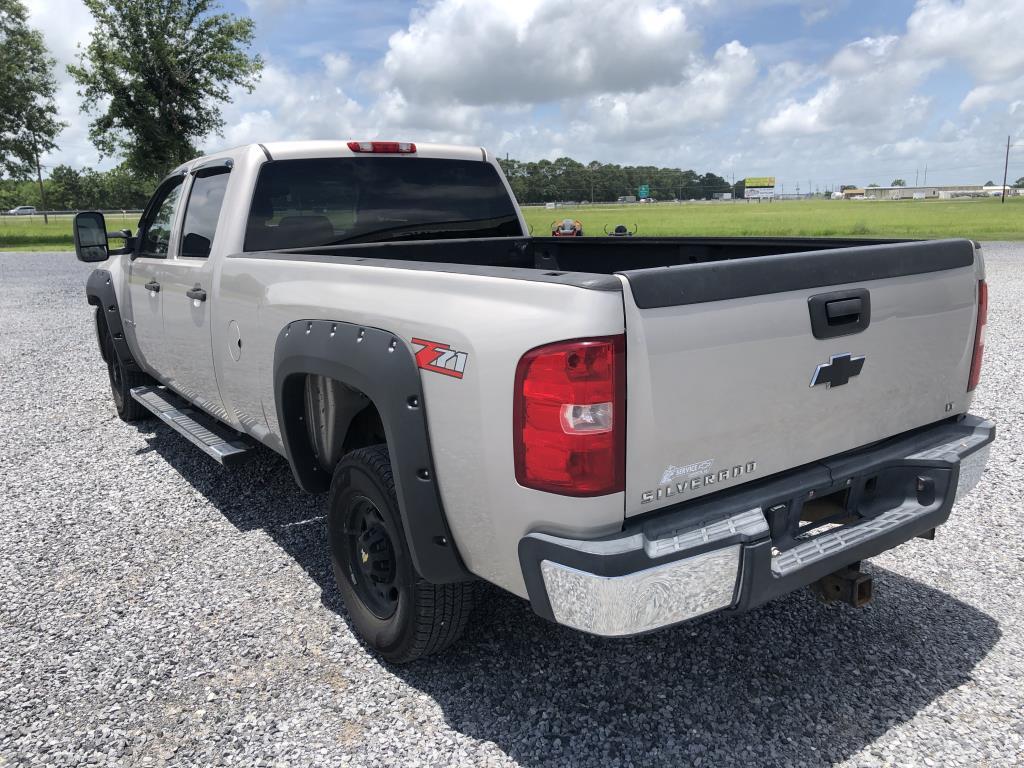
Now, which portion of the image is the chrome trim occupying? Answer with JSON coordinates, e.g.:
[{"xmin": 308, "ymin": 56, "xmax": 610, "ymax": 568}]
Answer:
[{"xmin": 540, "ymin": 546, "xmax": 741, "ymax": 636}]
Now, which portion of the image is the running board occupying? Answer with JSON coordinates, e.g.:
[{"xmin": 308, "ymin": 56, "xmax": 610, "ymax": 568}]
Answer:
[{"xmin": 130, "ymin": 385, "xmax": 255, "ymax": 467}]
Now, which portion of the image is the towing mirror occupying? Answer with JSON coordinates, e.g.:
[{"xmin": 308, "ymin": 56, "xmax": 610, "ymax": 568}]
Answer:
[{"xmin": 73, "ymin": 211, "xmax": 109, "ymax": 262}]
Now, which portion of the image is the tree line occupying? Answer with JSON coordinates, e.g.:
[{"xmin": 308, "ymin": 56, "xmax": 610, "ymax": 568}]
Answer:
[
  {"xmin": 498, "ymin": 157, "xmax": 735, "ymax": 204},
  {"xmin": 0, "ymin": 164, "xmax": 154, "ymax": 211}
]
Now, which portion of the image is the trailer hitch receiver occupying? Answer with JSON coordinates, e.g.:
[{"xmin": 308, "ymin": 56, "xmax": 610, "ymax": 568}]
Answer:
[{"xmin": 810, "ymin": 564, "xmax": 874, "ymax": 607}]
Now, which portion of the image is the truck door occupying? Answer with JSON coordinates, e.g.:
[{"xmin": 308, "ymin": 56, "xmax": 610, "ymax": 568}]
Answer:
[
  {"xmin": 127, "ymin": 175, "xmax": 186, "ymax": 375},
  {"xmin": 157, "ymin": 163, "xmax": 231, "ymax": 419}
]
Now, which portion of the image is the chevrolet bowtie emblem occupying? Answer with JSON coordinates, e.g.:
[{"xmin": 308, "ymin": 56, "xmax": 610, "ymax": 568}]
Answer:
[{"xmin": 810, "ymin": 354, "xmax": 865, "ymax": 388}]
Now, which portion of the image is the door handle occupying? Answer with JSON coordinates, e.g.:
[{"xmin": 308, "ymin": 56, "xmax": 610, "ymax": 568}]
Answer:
[
  {"xmin": 144, "ymin": 280, "xmax": 161, "ymax": 293},
  {"xmin": 186, "ymin": 284, "xmax": 207, "ymax": 302},
  {"xmin": 825, "ymin": 297, "xmax": 862, "ymax": 323},
  {"xmin": 808, "ymin": 288, "xmax": 871, "ymax": 339}
]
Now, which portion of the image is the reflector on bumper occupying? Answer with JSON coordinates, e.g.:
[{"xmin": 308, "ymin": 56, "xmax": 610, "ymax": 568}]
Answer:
[{"xmin": 540, "ymin": 545, "xmax": 741, "ymax": 637}]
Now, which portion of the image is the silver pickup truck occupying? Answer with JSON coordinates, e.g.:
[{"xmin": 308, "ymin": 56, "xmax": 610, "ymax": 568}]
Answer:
[{"xmin": 73, "ymin": 140, "xmax": 994, "ymax": 663}]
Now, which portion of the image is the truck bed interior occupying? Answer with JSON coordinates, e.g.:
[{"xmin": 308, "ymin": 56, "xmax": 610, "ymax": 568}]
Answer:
[{"xmin": 272, "ymin": 235, "xmax": 910, "ymax": 275}]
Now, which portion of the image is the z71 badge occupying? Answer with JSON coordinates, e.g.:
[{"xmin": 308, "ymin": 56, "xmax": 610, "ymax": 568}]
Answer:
[{"xmin": 412, "ymin": 338, "xmax": 469, "ymax": 379}]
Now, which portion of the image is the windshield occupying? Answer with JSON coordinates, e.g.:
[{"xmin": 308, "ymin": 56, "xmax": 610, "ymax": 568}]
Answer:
[{"xmin": 244, "ymin": 157, "xmax": 522, "ymax": 251}]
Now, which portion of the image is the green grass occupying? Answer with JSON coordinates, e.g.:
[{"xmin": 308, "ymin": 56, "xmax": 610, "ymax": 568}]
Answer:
[
  {"xmin": 3, "ymin": 197, "xmax": 1021, "ymax": 251},
  {"xmin": 523, "ymin": 197, "xmax": 1024, "ymax": 241},
  {"xmin": 0, "ymin": 212, "xmax": 139, "ymax": 251}
]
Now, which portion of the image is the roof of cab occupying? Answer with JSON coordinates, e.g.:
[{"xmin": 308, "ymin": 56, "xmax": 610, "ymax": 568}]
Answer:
[
  {"xmin": 258, "ymin": 140, "xmax": 487, "ymax": 162},
  {"xmin": 168, "ymin": 140, "xmax": 490, "ymax": 178}
]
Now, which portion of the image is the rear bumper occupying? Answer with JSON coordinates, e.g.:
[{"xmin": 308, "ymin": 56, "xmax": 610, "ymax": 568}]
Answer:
[{"xmin": 518, "ymin": 414, "xmax": 994, "ymax": 637}]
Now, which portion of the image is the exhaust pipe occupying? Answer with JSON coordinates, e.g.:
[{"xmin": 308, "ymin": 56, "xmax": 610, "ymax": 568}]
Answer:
[{"xmin": 811, "ymin": 565, "xmax": 873, "ymax": 607}]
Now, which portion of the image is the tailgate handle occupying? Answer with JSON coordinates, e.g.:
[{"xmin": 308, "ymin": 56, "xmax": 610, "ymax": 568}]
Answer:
[
  {"xmin": 826, "ymin": 297, "xmax": 862, "ymax": 322},
  {"xmin": 808, "ymin": 289, "xmax": 870, "ymax": 339}
]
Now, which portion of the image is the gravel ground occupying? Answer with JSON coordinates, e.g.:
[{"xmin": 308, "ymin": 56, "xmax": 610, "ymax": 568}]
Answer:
[{"xmin": 0, "ymin": 245, "xmax": 1021, "ymax": 767}]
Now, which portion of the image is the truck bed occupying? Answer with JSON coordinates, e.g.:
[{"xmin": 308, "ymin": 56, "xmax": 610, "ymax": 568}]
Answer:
[{"xmin": 264, "ymin": 234, "xmax": 913, "ymax": 275}]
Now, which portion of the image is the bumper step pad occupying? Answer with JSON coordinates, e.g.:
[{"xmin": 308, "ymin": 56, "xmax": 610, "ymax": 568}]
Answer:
[{"xmin": 130, "ymin": 385, "xmax": 254, "ymax": 467}]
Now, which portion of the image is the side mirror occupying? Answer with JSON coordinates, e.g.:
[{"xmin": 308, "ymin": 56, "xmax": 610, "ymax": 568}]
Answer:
[
  {"xmin": 73, "ymin": 211, "xmax": 109, "ymax": 262},
  {"xmin": 182, "ymin": 232, "xmax": 211, "ymax": 258}
]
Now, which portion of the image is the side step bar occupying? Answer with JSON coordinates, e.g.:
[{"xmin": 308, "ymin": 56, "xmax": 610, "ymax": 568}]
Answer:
[{"xmin": 130, "ymin": 385, "xmax": 255, "ymax": 467}]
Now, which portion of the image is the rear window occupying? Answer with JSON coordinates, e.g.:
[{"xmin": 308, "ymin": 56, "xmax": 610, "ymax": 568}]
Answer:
[{"xmin": 244, "ymin": 157, "xmax": 522, "ymax": 251}]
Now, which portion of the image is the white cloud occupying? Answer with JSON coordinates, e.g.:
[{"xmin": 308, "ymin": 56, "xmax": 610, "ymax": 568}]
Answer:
[
  {"xmin": 760, "ymin": 35, "xmax": 937, "ymax": 138},
  {"xmin": 904, "ymin": 0, "xmax": 1024, "ymax": 84},
  {"xmin": 215, "ymin": 62, "xmax": 363, "ymax": 148},
  {"xmin": 584, "ymin": 41, "xmax": 757, "ymax": 140},
  {"xmin": 321, "ymin": 52, "xmax": 352, "ymax": 81},
  {"xmin": 379, "ymin": 0, "xmax": 698, "ymax": 106}
]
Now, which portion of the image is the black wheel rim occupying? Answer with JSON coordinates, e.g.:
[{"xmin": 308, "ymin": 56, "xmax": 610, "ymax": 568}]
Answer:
[{"xmin": 345, "ymin": 495, "xmax": 399, "ymax": 619}]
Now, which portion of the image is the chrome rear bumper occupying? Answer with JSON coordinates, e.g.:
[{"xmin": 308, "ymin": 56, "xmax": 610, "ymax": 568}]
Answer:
[{"xmin": 519, "ymin": 415, "xmax": 994, "ymax": 637}]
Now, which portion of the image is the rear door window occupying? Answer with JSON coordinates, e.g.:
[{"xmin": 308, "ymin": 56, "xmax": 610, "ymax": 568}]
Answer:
[
  {"xmin": 244, "ymin": 157, "xmax": 521, "ymax": 251},
  {"xmin": 180, "ymin": 168, "xmax": 230, "ymax": 258}
]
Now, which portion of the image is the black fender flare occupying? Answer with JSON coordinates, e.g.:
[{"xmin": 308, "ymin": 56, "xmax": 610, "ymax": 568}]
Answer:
[
  {"xmin": 273, "ymin": 319, "xmax": 469, "ymax": 584},
  {"xmin": 86, "ymin": 269, "xmax": 142, "ymax": 372}
]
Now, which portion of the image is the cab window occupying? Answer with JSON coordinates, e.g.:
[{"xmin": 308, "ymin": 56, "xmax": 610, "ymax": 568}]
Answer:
[
  {"xmin": 138, "ymin": 178, "xmax": 184, "ymax": 257},
  {"xmin": 180, "ymin": 168, "xmax": 230, "ymax": 258}
]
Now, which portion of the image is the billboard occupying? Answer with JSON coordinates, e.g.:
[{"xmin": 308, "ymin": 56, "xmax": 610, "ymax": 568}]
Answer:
[{"xmin": 744, "ymin": 176, "xmax": 776, "ymax": 199}]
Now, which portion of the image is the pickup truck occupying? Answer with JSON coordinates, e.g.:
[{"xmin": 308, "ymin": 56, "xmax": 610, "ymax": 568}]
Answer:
[{"xmin": 73, "ymin": 140, "xmax": 994, "ymax": 663}]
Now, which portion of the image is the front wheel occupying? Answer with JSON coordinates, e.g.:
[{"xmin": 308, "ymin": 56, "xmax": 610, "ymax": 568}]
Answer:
[
  {"xmin": 101, "ymin": 319, "xmax": 149, "ymax": 422},
  {"xmin": 328, "ymin": 445, "xmax": 475, "ymax": 663}
]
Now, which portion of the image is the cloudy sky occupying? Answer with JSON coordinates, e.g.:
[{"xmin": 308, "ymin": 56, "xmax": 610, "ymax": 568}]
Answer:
[{"xmin": 25, "ymin": 0, "xmax": 1024, "ymax": 190}]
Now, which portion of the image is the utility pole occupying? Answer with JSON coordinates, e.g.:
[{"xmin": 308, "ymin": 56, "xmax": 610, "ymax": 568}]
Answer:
[
  {"xmin": 34, "ymin": 148, "xmax": 48, "ymax": 225},
  {"xmin": 1002, "ymin": 135, "xmax": 1011, "ymax": 204},
  {"xmin": 923, "ymin": 163, "xmax": 928, "ymax": 185},
  {"xmin": 915, "ymin": 169, "xmax": 919, "ymax": 186}
]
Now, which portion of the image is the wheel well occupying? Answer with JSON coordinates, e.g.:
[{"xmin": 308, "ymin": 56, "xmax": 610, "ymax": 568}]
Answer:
[{"xmin": 300, "ymin": 373, "xmax": 385, "ymax": 474}]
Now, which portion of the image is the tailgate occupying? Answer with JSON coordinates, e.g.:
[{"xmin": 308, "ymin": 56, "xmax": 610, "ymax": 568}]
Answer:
[{"xmin": 619, "ymin": 239, "xmax": 982, "ymax": 516}]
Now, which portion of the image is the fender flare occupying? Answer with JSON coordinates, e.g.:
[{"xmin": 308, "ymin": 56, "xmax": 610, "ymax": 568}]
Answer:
[
  {"xmin": 85, "ymin": 268, "xmax": 142, "ymax": 372},
  {"xmin": 273, "ymin": 319, "xmax": 469, "ymax": 584}
]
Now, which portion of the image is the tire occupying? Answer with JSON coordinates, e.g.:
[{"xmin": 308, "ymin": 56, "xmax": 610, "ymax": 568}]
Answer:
[
  {"xmin": 100, "ymin": 319, "xmax": 150, "ymax": 422},
  {"xmin": 328, "ymin": 445, "xmax": 475, "ymax": 663}
]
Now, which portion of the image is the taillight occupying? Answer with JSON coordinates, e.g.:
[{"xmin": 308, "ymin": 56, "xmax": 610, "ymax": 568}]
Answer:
[
  {"xmin": 346, "ymin": 141, "xmax": 416, "ymax": 154},
  {"xmin": 513, "ymin": 336, "xmax": 625, "ymax": 496},
  {"xmin": 968, "ymin": 279, "xmax": 987, "ymax": 392}
]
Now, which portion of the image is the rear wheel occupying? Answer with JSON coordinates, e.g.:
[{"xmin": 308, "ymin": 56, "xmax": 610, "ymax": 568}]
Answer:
[
  {"xmin": 101, "ymin": 321, "xmax": 149, "ymax": 422},
  {"xmin": 328, "ymin": 445, "xmax": 475, "ymax": 663}
]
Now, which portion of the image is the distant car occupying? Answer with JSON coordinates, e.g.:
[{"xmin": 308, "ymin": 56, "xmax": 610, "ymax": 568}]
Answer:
[{"xmin": 7, "ymin": 206, "xmax": 36, "ymax": 215}]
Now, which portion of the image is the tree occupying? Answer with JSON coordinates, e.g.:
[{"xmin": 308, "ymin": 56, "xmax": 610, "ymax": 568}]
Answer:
[
  {"xmin": 1013, "ymin": 177, "xmax": 1024, "ymax": 189},
  {"xmin": 0, "ymin": 0, "xmax": 65, "ymax": 221},
  {"xmin": 867, "ymin": 183, "xmax": 880, "ymax": 187},
  {"xmin": 699, "ymin": 172, "xmax": 731, "ymax": 199},
  {"xmin": 840, "ymin": 184, "xmax": 858, "ymax": 191},
  {"xmin": 47, "ymin": 165, "xmax": 84, "ymax": 210},
  {"xmin": 891, "ymin": 179, "xmax": 906, "ymax": 187},
  {"xmin": 69, "ymin": 0, "xmax": 263, "ymax": 179},
  {"xmin": 985, "ymin": 180, "xmax": 996, "ymax": 186}
]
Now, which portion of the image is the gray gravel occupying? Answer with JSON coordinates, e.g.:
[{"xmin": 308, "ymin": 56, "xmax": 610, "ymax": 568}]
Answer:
[{"xmin": 1, "ymin": 245, "xmax": 1022, "ymax": 767}]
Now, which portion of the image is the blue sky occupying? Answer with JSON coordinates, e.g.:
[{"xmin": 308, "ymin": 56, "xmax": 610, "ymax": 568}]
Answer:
[{"xmin": 28, "ymin": 0, "xmax": 1024, "ymax": 190}]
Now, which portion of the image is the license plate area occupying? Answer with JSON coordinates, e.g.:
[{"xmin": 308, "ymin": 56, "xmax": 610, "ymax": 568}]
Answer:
[{"xmin": 765, "ymin": 464, "xmax": 952, "ymax": 554}]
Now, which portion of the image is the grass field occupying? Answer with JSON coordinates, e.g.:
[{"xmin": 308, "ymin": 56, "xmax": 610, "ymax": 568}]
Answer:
[
  {"xmin": 524, "ymin": 197, "xmax": 1024, "ymax": 240},
  {"xmin": 2, "ymin": 197, "xmax": 1021, "ymax": 251},
  {"xmin": 0, "ymin": 212, "xmax": 139, "ymax": 251}
]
